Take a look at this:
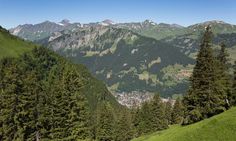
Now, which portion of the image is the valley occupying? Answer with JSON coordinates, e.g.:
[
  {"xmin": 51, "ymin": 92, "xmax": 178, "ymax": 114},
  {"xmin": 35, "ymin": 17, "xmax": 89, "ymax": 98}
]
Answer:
[{"xmin": 9, "ymin": 19, "xmax": 236, "ymax": 105}]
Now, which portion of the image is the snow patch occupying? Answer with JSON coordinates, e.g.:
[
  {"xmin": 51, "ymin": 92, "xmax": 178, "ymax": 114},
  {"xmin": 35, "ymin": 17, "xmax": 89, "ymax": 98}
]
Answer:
[
  {"xmin": 131, "ymin": 49, "xmax": 138, "ymax": 54},
  {"xmin": 12, "ymin": 27, "xmax": 22, "ymax": 35}
]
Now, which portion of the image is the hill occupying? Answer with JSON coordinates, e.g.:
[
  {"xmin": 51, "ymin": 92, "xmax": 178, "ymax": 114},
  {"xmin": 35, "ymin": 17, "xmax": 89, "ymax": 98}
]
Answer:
[
  {"xmin": 132, "ymin": 107, "xmax": 236, "ymax": 141},
  {"xmin": 0, "ymin": 26, "xmax": 33, "ymax": 59},
  {"xmin": 0, "ymin": 25, "xmax": 120, "ymax": 110}
]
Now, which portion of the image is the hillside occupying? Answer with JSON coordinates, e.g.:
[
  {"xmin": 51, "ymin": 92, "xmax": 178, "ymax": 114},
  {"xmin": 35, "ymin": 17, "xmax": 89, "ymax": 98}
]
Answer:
[
  {"xmin": 0, "ymin": 25, "xmax": 120, "ymax": 110},
  {"xmin": 132, "ymin": 107, "xmax": 236, "ymax": 141},
  {"xmin": 0, "ymin": 26, "xmax": 33, "ymax": 59},
  {"xmin": 45, "ymin": 26, "xmax": 194, "ymax": 97}
]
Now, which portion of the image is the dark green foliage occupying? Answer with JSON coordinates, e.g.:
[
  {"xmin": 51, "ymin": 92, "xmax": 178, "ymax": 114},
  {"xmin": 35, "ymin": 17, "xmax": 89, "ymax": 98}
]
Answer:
[
  {"xmin": 183, "ymin": 26, "xmax": 227, "ymax": 125},
  {"xmin": 0, "ymin": 58, "xmax": 23, "ymax": 140},
  {"xmin": 114, "ymin": 109, "xmax": 133, "ymax": 141},
  {"xmin": 215, "ymin": 43, "xmax": 232, "ymax": 107},
  {"xmin": 0, "ymin": 46, "xmax": 121, "ymax": 140},
  {"xmin": 133, "ymin": 94, "xmax": 168, "ymax": 136},
  {"xmin": 95, "ymin": 102, "xmax": 115, "ymax": 141},
  {"xmin": 149, "ymin": 94, "xmax": 168, "ymax": 131},
  {"xmin": 164, "ymin": 99, "xmax": 173, "ymax": 125},
  {"xmin": 232, "ymin": 61, "xmax": 236, "ymax": 105},
  {"xmin": 134, "ymin": 102, "xmax": 153, "ymax": 135},
  {"xmin": 171, "ymin": 98, "xmax": 184, "ymax": 124}
]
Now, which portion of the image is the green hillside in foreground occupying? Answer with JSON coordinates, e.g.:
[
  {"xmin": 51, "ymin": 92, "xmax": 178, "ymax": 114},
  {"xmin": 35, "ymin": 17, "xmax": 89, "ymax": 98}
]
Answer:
[
  {"xmin": 132, "ymin": 107, "xmax": 236, "ymax": 141},
  {"xmin": 0, "ymin": 27, "xmax": 34, "ymax": 59}
]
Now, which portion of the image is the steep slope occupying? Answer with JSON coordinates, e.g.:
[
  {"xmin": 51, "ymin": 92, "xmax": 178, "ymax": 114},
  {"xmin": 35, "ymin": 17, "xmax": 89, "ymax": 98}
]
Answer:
[
  {"xmin": 132, "ymin": 107, "xmax": 236, "ymax": 141},
  {"xmin": 0, "ymin": 26, "xmax": 120, "ymax": 110},
  {"xmin": 0, "ymin": 26, "xmax": 34, "ymax": 59},
  {"xmin": 46, "ymin": 26, "xmax": 194, "ymax": 97}
]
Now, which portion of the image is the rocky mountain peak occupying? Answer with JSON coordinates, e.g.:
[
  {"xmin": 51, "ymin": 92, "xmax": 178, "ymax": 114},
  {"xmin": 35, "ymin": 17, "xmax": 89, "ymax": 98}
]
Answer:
[
  {"xmin": 59, "ymin": 19, "xmax": 71, "ymax": 26},
  {"xmin": 143, "ymin": 19, "xmax": 157, "ymax": 26},
  {"xmin": 100, "ymin": 19, "xmax": 115, "ymax": 26}
]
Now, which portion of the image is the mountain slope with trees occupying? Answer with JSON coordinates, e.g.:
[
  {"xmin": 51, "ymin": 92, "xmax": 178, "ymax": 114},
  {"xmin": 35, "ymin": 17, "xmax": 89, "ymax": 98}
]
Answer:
[{"xmin": 0, "ymin": 27, "xmax": 124, "ymax": 140}]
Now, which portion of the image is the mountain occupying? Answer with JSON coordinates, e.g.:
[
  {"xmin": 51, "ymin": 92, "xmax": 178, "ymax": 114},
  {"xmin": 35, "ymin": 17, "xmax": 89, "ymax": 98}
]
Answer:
[
  {"xmin": 9, "ymin": 20, "xmax": 236, "ymax": 99},
  {"xmin": 100, "ymin": 19, "xmax": 116, "ymax": 26},
  {"xmin": 45, "ymin": 25, "xmax": 194, "ymax": 97},
  {"xmin": 0, "ymin": 26, "xmax": 120, "ymax": 110},
  {"xmin": 160, "ymin": 21, "xmax": 236, "ymax": 61},
  {"xmin": 114, "ymin": 20, "xmax": 189, "ymax": 40},
  {"xmin": 132, "ymin": 107, "xmax": 236, "ymax": 141},
  {"xmin": 9, "ymin": 20, "xmax": 80, "ymax": 41},
  {"xmin": 0, "ymin": 26, "xmax": 34, "ymax": 59},
  {"xmin": 188, "ymin": 20, "xmax": 236, "ymax": 34}
]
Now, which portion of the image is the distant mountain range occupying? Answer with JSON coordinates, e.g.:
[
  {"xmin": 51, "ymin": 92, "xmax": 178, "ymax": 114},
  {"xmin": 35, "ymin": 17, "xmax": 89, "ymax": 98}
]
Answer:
[{"xmin": 9, "ymin": 19, "xmax": 236, "ymax": 98}]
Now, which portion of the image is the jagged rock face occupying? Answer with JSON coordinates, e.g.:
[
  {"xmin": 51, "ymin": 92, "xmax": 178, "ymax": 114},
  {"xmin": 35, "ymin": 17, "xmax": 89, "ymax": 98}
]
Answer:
[{"xmin": 9, "ymin": 20, "xmax": 80, "ymax": 41}]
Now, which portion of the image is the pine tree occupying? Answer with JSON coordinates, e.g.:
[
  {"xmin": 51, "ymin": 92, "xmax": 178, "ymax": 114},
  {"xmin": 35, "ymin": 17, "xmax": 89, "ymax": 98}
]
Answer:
[
  {"xmin": 136, "ymin": 102, "xmax": 152, "ymax": 135},
  {"xmin": 96, "ymin": 102, "xmax": 115, "ymax": 141},
  {"xmin": 171, "ymin": 98, "xmax": 184, "ymax": 124},
  {"xmin": 183, "ymin": 26, "xmax": 227, "ymax": 124},
  {"xmin": 215, "ymin": 43, "xmax": 231, "ymax": 108},
  {"xmin": 149, "ymin": 94, "xmax": 168, "ymax": 131},
  {"xmin": 165, "ymin": 99, "xmax": 172, "ymax": 125},
  {"xmin": 115, "ymin": 109, "xmax": 133, "ymax": 141},
  {"xmin": 68, "ymin": 92, "xmax": 91, "ymax": 140},
  {"xmin": 48, "ymin": 63, "xmax": 92, "ymax": 140},
  {"xmin": 0, "ymin": 58, "xmax": 25, "ymax": 140},
  {"xmin": 132, "ymin": 107, "xmax": 142, "ymax": 137},
  {"xmin": 232, "ymin": 61, "xmax": 236, "ymax": 105}
]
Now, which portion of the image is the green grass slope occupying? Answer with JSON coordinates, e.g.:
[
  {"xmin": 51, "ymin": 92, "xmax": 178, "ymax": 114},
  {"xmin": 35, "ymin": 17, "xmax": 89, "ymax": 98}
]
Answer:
[
  {"xmin": 0, "ymin": 26, "xmax": 33, "ymax": 59},
  {"xmin": 132, "ymin": 107, "xmax": 236, "ymax": 141}
]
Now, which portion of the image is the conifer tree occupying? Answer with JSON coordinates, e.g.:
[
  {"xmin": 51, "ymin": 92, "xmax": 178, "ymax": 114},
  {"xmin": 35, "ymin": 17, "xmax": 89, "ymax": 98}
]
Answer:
[
  {"xmin": 132, "ymin": 107, "xmax": 142, "ymax": 137},
  {"xmin": 171, "ymin": 98, "xmax": 184, "ymax": 124},
  {"xmin": 136, "ymin": 102, "xmax": 153, "ymax": 135},
  {"xmin": 183, "ymin": 26, "xmax": 227, "ymax": 124},
  {"xmin": 115, "ymin": 109, "xmax": 133, "ymax": 141},
  {"xmin": 232, "ymin": 61, "xmax": 236, "ymax": 105},
  {"xmin": 96, "ymin": 102, "xmax": 115, "ymax": 141},
  {"xmin": 215, "ymin": 43, "xmax": 231, "ymax": 108},
  {"xmin": 149, "ymin": 94, "xmax": 168, "ymax": 131},
  {"xmin": 165, "ymin": 99, "xmax": 173, "ymax": 125},
  {"xmin": 0, "ymin": 58, "xmax": 25, "ymax": 140}
]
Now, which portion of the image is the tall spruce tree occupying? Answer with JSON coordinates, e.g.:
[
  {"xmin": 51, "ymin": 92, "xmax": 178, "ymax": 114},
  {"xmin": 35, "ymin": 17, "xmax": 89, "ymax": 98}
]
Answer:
[
  {"xmin": 232, "ymin": 61, "xmax": 236, "ymax": 105},
  {"xmin": 171, "ymin": 98, "xmax": 184, "ymax": 124},
  {"xmin": 0, "ymin": 58, "xmax": 24, "ymax": 141},
  {"xmin": 183, "ymin": 26, "xmax": 227, "ymax": 124},
  {"xmin": 165, "ymin": 99, "xmax": 173, "ymax": 125},
  {"xmin": 149, "ymin": 94, "xmax": 168, "ymax": 131},
  {"xmin": 115, "ymin": 109, "xmax": 133, "ymax": 141},
  {"xmin": 215, "ymin": 43, "xmax": 231, "ymax": 108},
  {"xmin": 95, "ymin": 102, "xmax": 115, "ymax": 141},
  {"xmin": 134, "ymin": 102, "xmax": 152, "ymax": 135}
]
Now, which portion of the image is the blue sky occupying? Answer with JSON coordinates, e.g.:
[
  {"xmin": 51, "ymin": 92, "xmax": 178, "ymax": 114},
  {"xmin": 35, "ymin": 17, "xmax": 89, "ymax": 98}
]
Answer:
[{"xmin": 0, "ymin": 0, "xmax": 235, "ymax": 29}]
